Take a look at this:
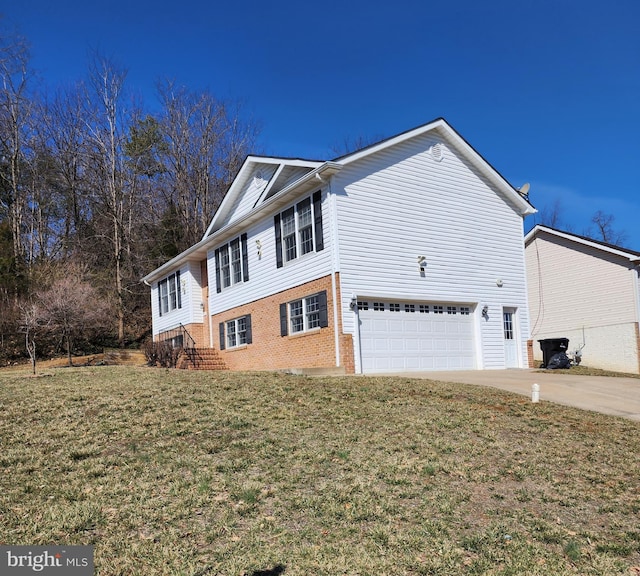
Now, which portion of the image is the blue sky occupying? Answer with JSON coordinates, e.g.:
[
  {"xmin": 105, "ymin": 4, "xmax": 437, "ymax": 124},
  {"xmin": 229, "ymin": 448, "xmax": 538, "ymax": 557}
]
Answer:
[{"xmin": 4, "ymin": 0, "xmax": 639, "ymax": 247}]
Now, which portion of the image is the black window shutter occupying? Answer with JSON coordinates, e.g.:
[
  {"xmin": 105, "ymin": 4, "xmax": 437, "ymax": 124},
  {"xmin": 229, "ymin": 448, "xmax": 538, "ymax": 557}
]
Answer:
[
  {"xmin": 313, "ymin": 190, "xmax": 324, "ymax": 252},
  {"xmin": 279, "ymin": 303, "xmax": 288, "ymax": 336},
  {"xmin": 274, "ymin": 214, "xmax": 283, "ymax": 268},
  {"xmin": 176, "ymin": 270, "xmax": 182, "ymax": 309},
  {"xmin": 157, "ymin": 282, "xmax": 162, "ymax": 317},
  {"xmin": 241, "ymin": 233, "xmax": 249, "ymax": 281},
  {"xmin": 318, "ymin": 290, "xmax": 329, "ymax": 328},
  {"xmin": 214, "ymin": 248, "xmax": 222, "ymax": 293},
  {"xmin": 219, "ymin": 322, "xmax": 225, "ymax": 350},
  {"xmin": 245, "ymin": 314, "xmax": 252, "ymax": 344}
]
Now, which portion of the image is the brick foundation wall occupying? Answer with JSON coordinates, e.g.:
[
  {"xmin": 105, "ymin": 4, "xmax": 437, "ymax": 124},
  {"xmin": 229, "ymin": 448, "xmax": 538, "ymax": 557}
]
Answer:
[
  {"xmin": 156, "ymin": 323, "xmax": 206, "ymax": 348},
  {"xmin": 527, "ymin": 340, "xmax": 534, "ymax": 368},
  {"xmin": 212, "ymin": 275, "xmax": 352, "ymax": 372}
]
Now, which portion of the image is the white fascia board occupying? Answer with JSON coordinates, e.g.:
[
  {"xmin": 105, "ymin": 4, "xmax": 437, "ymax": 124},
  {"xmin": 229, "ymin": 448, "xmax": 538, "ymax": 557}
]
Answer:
[
  {"xmin": 142, "ymin": 161, "xmax": 341, "ymax": 285},
  {"xmin": 338, "ymin": 118, "xmax": 536, "ymax": 217},
  {"xmin": 209, "ymin": 161, "xmax": 342, "ymax": 244},
  {"xmin": 202, "ymin": 156, "xmax": 323, "ymax": 239},
  {"xmin": 526, "ymin": 225, "xmax": 640, "ymax": 262},
  {"xmin": 141, "ymin": 237, "xmax": 210, "ymax": 285}
]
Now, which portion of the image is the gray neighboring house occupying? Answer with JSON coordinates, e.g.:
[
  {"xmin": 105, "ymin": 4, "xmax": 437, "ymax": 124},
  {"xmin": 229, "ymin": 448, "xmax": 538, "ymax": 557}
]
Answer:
[{"xmin": 525, "ymin": 225, "xmax": 640, "ymax": 374}]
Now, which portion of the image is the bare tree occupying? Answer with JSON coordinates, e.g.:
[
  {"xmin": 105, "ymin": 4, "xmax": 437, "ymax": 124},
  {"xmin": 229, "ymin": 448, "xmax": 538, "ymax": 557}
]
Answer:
[
  {"xmin": 84, "ymin": 53, "xmax": 132, "ymax": 346},
  {"xmin": 587, "ymin": 210, "xmax": 627, "ymax": 246},
  {"xmin": 36, "ymin": 84, "xmax": 92, "ymax": 258},
  {"xmin": 0, "ymin": 24, "xmax": 34, "ymax": 262},
  {"xmin": 37, "ymin": 265, "xmax": 110, "ymax": 366},
  {"xmin": 19, "ymin": 300, "xmax": 44, "ymax": 374},
  {"xmin": 156, "ymin": 81, "xmax": 258, "ymax": 249},
  {"xmin": 536, "ymin": 199, "xmax": 567, "ymax": 230},
  {"xmin": 330, "ymin": 133, "xmax": 386, "ymax": 158}
]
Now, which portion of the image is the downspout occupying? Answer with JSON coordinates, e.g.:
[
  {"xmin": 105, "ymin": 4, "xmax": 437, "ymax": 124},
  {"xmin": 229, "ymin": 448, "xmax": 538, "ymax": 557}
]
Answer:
[
  {"xmin": 323, "ymin": 173, "xmax": 342, "ymax": 369},
  {"xmin": 142, "ymin": 278, "xmax": 155, "ymax": 340},
  {"xmin": 632, "ymin": 260, "xmax": 640, "ymax": 373}
]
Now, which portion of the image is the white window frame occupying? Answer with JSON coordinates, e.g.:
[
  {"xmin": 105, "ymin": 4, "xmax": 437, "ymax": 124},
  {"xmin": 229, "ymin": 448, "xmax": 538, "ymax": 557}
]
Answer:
[
  {"xmin": 289, "ymin": 294, "xmax": 321, "ymax": 334},
  {"xmin": 279, "ymin": 197, "xmax": 316, "ymax": 263},
  {"xmin": 226, "ymin": 316, "xmax": 248, "ymax": 349},
  {"xmin": 216, "ymin": 235, "xmax": 247, "ymax": 291},
  {"xmin": 158, "ymin": 272, "xmax": 181, "ymax": 316}
]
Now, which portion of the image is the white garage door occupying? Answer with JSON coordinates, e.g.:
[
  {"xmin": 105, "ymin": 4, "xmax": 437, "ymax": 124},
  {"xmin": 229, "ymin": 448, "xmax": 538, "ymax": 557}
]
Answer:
[{"xmin": 358, "ymin": 301, "xmax": 476, "ymax": 373}]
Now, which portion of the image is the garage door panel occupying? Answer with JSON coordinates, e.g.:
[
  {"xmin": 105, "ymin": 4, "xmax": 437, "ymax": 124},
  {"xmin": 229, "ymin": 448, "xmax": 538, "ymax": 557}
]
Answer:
[{"xmin": 359, "ymin": 300, "xmax": 475, "ymax": 373}]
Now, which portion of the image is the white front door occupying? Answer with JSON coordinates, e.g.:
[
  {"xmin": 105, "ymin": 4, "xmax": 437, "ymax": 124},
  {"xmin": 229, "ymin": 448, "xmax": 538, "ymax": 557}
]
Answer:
[{"xmin": 503, "ymin": 308, "xmax": 519, "ymax": 368}]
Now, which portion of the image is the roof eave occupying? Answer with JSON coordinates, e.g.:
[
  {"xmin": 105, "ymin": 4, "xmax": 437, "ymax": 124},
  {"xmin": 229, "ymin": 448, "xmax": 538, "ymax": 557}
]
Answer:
[
  {"xmin": 526, "ymin": 225, "xmax": 640, "ymax": 261},
  {"xmin": 141, "ymin": 161, "xmax": 342, "ymax": 285}
]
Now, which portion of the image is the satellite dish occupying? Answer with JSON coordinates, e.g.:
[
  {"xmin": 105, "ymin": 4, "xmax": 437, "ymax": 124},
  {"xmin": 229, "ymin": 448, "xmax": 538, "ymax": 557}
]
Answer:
[{"xmin": 519, "ymin": 182, "xmax": 530, "ymax": 196}]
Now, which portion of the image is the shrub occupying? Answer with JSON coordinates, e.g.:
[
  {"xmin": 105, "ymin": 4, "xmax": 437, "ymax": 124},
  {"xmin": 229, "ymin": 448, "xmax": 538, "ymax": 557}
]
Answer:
[{"xmin": 143, "ymin": 340, "xmax": 182, "ymax": 368}]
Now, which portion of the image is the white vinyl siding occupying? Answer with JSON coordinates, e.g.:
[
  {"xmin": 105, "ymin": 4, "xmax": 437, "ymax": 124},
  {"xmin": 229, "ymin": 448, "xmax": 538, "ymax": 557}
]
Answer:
[
  {"xmin": 526, "ymin": 234, "xmax": 637, "ymax": 335},
  {"xmin": 333, "ymin": 131, "xmax": 530, "ymax": 370},
  {"xmin": 525, "ymin": 231, "xmax": 640, "ymax": 373},
  {"xmin": 152, "ymin": 261, "xmax": 203, "ymax": 337},
  {"xmin": 209, "ymin": 191, "xmax": 331, "ymax": 317}
]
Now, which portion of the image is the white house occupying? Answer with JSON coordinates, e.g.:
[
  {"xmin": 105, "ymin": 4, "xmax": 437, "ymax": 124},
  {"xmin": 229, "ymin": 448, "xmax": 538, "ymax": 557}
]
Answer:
[
  {"xmin": 525, "ymin": 225, "xmax": 640, "ymax": 374},
  {"xmin": 143, "ymin": 118, "xmax": 536, "ymax": 374}
]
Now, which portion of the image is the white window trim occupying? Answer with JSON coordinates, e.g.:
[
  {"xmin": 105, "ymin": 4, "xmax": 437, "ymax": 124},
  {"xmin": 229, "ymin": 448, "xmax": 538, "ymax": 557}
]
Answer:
[
  {"xmin": 289, "ymin": 294, "xmax": 321, "ymax": 334},
  {"xmin": 158, "ymin": 271, "xmax": 181, "ymax": 316},
  {"xmin": 279, "ymin": 197, "xmax": 317, "ymax": 264}
]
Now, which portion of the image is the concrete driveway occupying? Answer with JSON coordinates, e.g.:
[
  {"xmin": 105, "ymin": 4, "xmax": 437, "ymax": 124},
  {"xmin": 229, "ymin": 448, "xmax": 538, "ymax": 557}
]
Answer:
[{"xmin": 384, "ymin": 369, "xmax": 640, "ymax": 422}]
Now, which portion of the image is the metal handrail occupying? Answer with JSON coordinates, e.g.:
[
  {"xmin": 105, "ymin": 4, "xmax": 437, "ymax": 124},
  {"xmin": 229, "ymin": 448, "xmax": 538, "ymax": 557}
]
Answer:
[{"xmin": 162, "ymin": 323, "xmax": 202, "ymax": 368}]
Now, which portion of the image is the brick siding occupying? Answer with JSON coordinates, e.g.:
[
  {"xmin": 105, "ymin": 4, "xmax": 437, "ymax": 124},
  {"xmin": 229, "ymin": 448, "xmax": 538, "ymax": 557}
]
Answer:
[
  {"xmin": 527, "ymin": 339, "xmax": 534, "ymax": 368},
  {"xmin": 213, "ymin": 274, "xmax": 354, "ymax": 372}
]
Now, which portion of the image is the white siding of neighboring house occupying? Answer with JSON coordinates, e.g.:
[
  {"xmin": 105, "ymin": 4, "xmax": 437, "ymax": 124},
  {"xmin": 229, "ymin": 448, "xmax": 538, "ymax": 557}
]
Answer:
[
  {"xmin": 151, "ymin": 261, "xmax": 203, "ymax": 337},
  {"xmin": 208, "ymin": 189, "xmax": 333, "ymax": 316},
  {"xmin": 526, "ymin": 233, "xmax": 640, "ymax": 373},
  {"xmin": 333, "ymin": 130, "xmax": 531, "ymax": 370}
]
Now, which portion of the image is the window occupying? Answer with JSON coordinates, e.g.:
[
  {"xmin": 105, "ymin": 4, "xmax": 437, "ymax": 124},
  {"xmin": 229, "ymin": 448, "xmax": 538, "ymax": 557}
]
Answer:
[
  {"xmin": 503, "ymin": 312, "xmax": 514, "ymax": 340},
  {"xmin": 275, "ymin": 191, "xmax": 324, "ymax": 267},
  {"xmin": 219, "ymin": 315, "xmax": 252, "ymax": 350},
  {"xmin": 357, "ymin": 301, "xmax": 369, "ymax": 311},
  {"xmin": 433, "ymin": 305, "xmax": 444, "ymax": 314},
  {"xmin": 215, "ymin": 234, "xmax": 249, "ymax": 293},
  {"xmin": 389, "ymin": 303, "xmax": 400, "ymax": 312},
  {"xmin": 405, "ymin": 304, "xmax": 415, "ymax": 313},
  {"xmin": 460, "ymin": 307, "xmax": 470, "ymax": 316},
  {"xmin": 280, "ymin": 291, "xmax": 328, "ymax": 336},
  {"xmin": 419, "ymin": 305, "xmax": 430, "ymax": 313},
  {"xmin": 158, "ymin": 271, "xmax": 181, "ymax": 316},
  {"xmin": 373, "ymin": 302, "xmax": 385, "ymax": 311},
  {"xmin": 447, "ymin": 306, "xmax": 457, "ymax": 315}
]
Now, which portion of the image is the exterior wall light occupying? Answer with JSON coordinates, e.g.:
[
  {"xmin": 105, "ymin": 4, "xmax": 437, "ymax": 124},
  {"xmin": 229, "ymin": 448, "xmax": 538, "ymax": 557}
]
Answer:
[
  {"xmin": 482, "ymin": 305, "xmax": 489, "ymax": 320},
  {"xmin": 417, "ymin": 256, "xmax": 428, "ymax": 271}
]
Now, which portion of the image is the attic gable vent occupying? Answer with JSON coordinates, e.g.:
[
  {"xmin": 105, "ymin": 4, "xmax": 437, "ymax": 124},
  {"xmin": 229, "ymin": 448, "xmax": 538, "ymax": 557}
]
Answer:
[
  {"xmin": 253, "ymin": 170, "xmax": 265, "ymax": 188},
  {"xmin": 431, "ymin": 143, "xmax": 444, "ymax": 162}
]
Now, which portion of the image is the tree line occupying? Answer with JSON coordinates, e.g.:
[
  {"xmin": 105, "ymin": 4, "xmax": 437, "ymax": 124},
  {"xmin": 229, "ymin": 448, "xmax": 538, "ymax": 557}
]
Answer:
[{"xmin": 0, "ymin": 25, "xmax": 259, "ymax": 365}]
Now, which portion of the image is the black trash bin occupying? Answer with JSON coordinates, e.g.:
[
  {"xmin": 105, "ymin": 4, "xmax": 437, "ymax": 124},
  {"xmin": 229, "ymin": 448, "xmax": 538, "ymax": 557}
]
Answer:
[{"xmin": 538, "ymin": 338, "xmax": 569, "ymax": 368}]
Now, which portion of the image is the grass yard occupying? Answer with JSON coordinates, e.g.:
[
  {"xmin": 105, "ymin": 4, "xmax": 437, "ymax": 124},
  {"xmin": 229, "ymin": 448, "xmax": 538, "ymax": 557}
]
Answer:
[{"xmin": 0, "ymin": 367, "xmax": 638, "ymax": 576}]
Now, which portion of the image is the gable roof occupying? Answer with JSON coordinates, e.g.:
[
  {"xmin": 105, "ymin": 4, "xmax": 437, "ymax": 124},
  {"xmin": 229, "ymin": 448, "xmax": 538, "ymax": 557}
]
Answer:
[
  {"xmin": 525, "ymin": 224, "xmax": 640, "ymax": 263},
  {"xmin": 203, "ymin": 156, "xmax": 323, "ymax": 238},
  {"xmin": 334, "ymin": 117, "xmax": 536, "ymax": 217},
  {"xmin": 204, "ymin": 118, "xmax": 536, "ymax": 240},
  {"xmin": 143, "ymin": 118, "xmax": 536, "ymax": 284}
]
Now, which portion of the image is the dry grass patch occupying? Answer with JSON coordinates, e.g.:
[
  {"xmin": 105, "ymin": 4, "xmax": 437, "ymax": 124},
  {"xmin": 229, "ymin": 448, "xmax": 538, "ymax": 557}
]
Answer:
[{"xmin": 1, "ymin": 367, "xmax": 638, "ymax": 575}]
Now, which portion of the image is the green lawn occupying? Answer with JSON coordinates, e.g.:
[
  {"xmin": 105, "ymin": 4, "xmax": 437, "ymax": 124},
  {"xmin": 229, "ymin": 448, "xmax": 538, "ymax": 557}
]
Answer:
[{"xmin": 1, "ymin": 367, "xmax": 638, "ymax": 575}]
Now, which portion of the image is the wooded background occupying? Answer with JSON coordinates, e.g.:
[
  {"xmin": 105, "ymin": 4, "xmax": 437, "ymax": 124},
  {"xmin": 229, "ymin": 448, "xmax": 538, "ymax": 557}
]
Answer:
[{"xmin": 0, "ymin": 27, "xmax": 259, "ymax": 363}]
